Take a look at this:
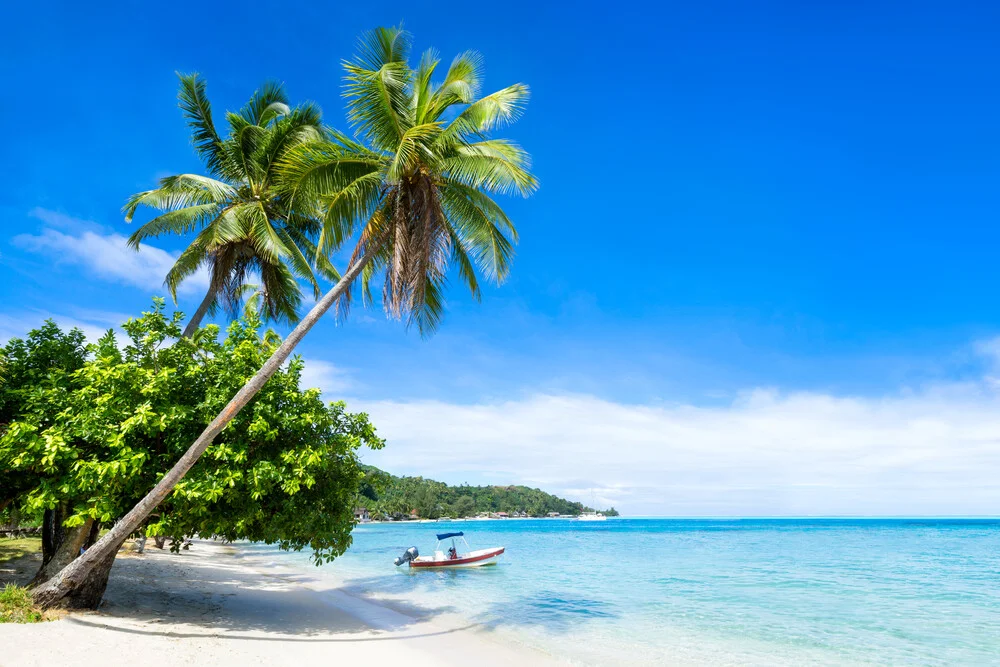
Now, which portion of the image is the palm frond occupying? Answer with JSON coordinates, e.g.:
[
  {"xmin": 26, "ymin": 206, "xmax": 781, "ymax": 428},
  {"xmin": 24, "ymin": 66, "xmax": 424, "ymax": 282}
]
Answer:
[
  {"xmin": 123, "ymin": 174, "xmax": 234, "ymax": 221},
  {"xmin": 224, "ymin": 113, "xmax": 270, "ymax": 185},
  {"xmin": 437, "ymin": 84, "xmax": 530, "ymax": 145},
  {"xmin": 126, "ymin": 203, "xmax": 221, "ymax": 249},
  {"xmin": 444, "ymin": 222, "xmax": 481, "ymax": 300},
  {"xmin": 262, "ymin": 103, "xmax": 324, "ymax": 176},
  {"xmin": 407, "ymin": 272, "xmax": 446, "ymax": 336},
  {"xmin": 239, "ymin": 80, "xmax": 289, "ymax": 126},
  {"xmin": 440, "ymin": 183, "xmax": 515, "ymax": 283},
  {"xmin": 317, "ymin": 171, "xmax": 384, "ymax": 255},
  {"xmin": 164, "ymin": 227, "xmax": 214, "ymax": 302},
  {"xmin": 352, "ymin": 25, "xmax": 411, "ymax": 71},
  {"xmin": 424, "ymin": 51, "xmax": 483, "ymax": 120},
  {"xmin": 176, "ymin": 73, "xmax": 224, "ymax": 174},
  {"xmin": 231, "ymin": 202, "xmax": 287, "ymax": 265},
  {"xmin": 387, "ymin": 122, "xmax": 442, "ymax": 182},
  {"xmin": 443, "ymin": 140, "xmax": 537, "ymax": 196},
  {"xmin": 275, "ymin": 227, "xmax": 322, "ymax": 298},
  {"xmin": 255, "ymin": 260, "xmax": 303, "ymax": 326},
  {"xmin": 412, "ymin": 50, "xmax": 440, "ymax": 124},
  {"xmin": 343, "ymin": 61, "xmax": 412, "ymax": 152},
  {"xmin": 283, "ymin": 225, "xmax": 342, "ymax": 284}
]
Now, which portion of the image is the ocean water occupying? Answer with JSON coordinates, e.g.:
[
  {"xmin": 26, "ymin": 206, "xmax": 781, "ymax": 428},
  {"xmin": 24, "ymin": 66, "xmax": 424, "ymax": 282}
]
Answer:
[{"xmin": 255, "ymin": 519, "xmax": 1000, "ymax": 665}]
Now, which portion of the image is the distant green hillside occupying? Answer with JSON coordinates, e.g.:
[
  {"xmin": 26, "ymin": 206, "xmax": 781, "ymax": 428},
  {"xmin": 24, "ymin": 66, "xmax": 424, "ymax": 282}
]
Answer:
[{"xmin": 358, "ymin": 466, "xmax": 619, "ymax": 519}]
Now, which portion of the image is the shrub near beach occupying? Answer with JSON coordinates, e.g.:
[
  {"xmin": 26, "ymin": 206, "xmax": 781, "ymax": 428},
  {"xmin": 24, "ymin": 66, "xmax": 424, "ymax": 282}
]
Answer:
[{"xmin": 0, "ymin": 299, "xmax": 383, "ymax": 603}]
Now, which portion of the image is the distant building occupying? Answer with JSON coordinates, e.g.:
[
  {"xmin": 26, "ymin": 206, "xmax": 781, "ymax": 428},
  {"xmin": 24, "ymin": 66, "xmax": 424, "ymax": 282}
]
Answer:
[
  {"xmin": 354, "ymin": 507, "xmax": 370, "ymax": 522},
  {"xmin": 547, "ymin": 512, "xmax": 560, "ymax": 517}
]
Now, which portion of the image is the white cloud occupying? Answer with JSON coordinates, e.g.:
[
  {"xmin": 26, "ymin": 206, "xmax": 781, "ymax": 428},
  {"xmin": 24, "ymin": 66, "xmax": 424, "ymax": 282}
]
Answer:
[
  {"xmin": 13, "ymin": 224, "xmax": 209, "ymax": 296},
  {"xmin": 27, "ymin": 207, "xmax": 105, "ymax": 233},
  {"xmin": 298, "ymin": 359, "xmax": 353, "ymax": 395},
  {"xmin": 356, "ymin": 368, "xmax": 1000, "ymax": 516}
]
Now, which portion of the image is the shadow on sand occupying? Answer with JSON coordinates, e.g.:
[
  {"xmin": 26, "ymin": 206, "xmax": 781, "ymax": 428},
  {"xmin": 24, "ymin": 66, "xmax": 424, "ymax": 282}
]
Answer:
[{"xmin": 86, "ymin": 547, "xmax": 464, "ymax": 641}]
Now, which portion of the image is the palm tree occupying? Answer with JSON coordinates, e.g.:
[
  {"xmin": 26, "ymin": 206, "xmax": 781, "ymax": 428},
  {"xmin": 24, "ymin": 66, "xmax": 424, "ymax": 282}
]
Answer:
[
  {"xmin": 32, "ymin": 27, "xmax": 536, "ymax": 609},
  {"xmin": 123, "ymin": 74, "xmax": 338, "ymax": 337}
]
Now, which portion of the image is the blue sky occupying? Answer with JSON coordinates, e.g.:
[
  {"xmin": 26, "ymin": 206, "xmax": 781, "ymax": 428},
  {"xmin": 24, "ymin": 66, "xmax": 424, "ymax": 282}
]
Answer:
[{"xmin": 3, "ymin": 1, "xmax": 1000, "ymax": 514}]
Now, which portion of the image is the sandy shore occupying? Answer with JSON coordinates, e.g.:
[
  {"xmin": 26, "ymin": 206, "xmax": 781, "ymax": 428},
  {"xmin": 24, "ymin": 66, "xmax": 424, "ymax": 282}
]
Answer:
[{"xmin": 0, "ymin": 540, "xmax": 561, "ymax": 666}]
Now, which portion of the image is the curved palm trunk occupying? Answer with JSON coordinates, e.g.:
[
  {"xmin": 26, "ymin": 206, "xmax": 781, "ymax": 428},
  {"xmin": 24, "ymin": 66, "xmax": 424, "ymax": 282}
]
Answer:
[
  {"xmin": 183, "ymin": 286, "xmax": 218, "ymax": 337},
  {"xmin": 31, "ymin": 249, "xmax": 376, "ymax": 610}
]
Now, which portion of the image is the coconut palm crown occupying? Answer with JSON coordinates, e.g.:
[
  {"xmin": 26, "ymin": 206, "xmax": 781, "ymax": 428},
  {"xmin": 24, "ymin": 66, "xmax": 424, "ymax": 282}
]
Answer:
[
  {"xmin": 124, "ymin": 74, "xmax": 338, "ymax": 336},
  {"xmin": 281, "ymin": 26, "xmax": 537, "ymax": 334}
]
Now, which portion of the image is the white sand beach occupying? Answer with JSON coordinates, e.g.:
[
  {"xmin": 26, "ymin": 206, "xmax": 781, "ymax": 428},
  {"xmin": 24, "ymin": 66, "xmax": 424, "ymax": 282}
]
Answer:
[{"xmin": 0, "ymin": 540, "xmax": 560, "ymax": 666}]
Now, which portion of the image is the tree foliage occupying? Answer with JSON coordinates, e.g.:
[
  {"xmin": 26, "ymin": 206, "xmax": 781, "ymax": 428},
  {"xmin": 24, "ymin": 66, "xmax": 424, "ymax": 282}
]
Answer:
[
  {"xmin": 0, "ymin": 302, "xmax": 382, "ymax": 566},
  {"xmin": 360, "ymin": 466, "xmax": 590, "ymax": 519},
  {"xmin": 0, "ymin": 321, "xmax": 89, "ymax": 427},
  {"xmin": 0, "ymin": 321, "xmax": 90, "ymax": 521}
]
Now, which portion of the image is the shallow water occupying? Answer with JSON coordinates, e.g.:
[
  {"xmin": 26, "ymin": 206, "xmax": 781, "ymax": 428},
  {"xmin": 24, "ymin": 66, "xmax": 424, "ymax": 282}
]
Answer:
[{"xmin": 250, "ymin": 518, "xmax": 1000, "ymax": 665}]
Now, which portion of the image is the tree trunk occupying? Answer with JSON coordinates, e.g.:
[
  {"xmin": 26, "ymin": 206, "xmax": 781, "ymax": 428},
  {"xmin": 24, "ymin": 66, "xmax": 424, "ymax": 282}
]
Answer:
[
  {"xmin": 182, "ymin": 285, "xmax": 219, "ymax": 338},
  {"xmin": 135, "ymin": 522, "xmax": 147, "ymax": 554},
  {"xmin": 154, "ymin": 536, "xmax": 167, "ymax": 549},
  {"xmin": 31, "ymin": 516, "xmax": 95, "ymax": 587},
  {"xmin": 40, "ymin": 505, "xmax": 66, "ymax": 564},
  {"xmin": 43, "ymin": 536, "xmax": 124, "ymax": 610},
  {"xmin": 85, "ymin": 520, "xmax": 101, "ymax": 549},
  {"xmin": 31, "ymin": 250, "xmax": 375, "ymax": 610}
]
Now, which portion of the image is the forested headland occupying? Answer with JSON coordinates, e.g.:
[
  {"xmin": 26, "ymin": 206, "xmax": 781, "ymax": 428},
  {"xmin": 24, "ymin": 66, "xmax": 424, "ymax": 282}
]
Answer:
[{"xmin": 358, "ymin": 467, "xmax": 619, "ymax": 519}]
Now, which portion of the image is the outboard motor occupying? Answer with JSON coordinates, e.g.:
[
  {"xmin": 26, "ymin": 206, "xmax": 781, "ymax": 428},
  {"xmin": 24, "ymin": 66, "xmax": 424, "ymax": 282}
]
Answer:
[{"xmin": 394, "ymin": 546, "xmax": 419, "ymax": 566}]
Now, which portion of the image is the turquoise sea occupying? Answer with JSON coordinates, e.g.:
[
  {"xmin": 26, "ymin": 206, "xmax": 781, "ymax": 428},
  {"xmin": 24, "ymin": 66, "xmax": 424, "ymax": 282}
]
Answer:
[{"xmin": 258, "ymin": 518, "xmax": 1000, "ymax": 665}]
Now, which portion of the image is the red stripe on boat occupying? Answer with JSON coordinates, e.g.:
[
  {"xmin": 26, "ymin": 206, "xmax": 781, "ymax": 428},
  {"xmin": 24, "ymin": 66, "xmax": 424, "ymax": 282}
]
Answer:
[{"xmin": 409, "ymin": 547, "xmax": 505, "ymax": 567}]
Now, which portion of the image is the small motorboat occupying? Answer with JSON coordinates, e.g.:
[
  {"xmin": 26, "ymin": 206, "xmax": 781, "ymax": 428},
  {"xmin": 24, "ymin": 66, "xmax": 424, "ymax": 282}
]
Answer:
[{"xmin": 394, "ymin": 531, "xmax": 504, "ymax": 569}]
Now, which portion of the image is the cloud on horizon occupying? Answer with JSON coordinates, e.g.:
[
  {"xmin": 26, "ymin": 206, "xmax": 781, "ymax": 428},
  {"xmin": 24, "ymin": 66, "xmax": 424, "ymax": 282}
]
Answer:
[{"xmin": 354, "ymin": 345, "xmax": 1000, "ymax": 516}]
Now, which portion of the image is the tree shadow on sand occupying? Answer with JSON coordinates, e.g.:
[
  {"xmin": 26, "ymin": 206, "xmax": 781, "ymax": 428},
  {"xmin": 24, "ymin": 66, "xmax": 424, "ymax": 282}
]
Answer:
[{"xmin": 82, "ymin": 549, "xmax": 461, "ymax": 641}]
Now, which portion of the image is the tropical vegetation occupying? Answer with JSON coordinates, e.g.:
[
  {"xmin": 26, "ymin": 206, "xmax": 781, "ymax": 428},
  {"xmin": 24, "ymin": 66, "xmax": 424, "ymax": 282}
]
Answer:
[
  {"xmin": 360, "ymin": 467, "xmax": 590, "ymax": 519},
  {"xmin": 1, "ymin": 306, "xmax": 381, "ymax": 607},
  {"xmin": 26, "ymin": 25, "xmax": 535, "ymax": 610}
]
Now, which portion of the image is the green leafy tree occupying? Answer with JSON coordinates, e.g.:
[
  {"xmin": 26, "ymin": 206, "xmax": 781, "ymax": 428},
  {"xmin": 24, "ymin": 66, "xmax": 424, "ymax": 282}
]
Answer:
[
  {"xmin": 3, "ymin": 303, "xmax": 381, "ymax": 606},
  {"xmin": 124, "ymin": 75, "xmax": 338, "ymax": 337},
  {"xmin": 452, "ymin": 495, "xmax": 476, "ymax": 518},
  {"xmin": 0, "ymin": 321, "xmax": 88, "ymax": 426},
  {"xmin": 0, "ymin": 321, "xmax": 89, "ymax": 525},
  {"xmin": 33, "ymin": 26, "xmax": 534, "ymax": 610}
]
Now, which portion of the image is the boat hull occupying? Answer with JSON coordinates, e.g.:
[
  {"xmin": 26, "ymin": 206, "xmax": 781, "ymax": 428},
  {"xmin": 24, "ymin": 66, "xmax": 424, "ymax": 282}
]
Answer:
[{"xmin": 409, "ymin": 547, "xmax": 505, "ymax": 569}]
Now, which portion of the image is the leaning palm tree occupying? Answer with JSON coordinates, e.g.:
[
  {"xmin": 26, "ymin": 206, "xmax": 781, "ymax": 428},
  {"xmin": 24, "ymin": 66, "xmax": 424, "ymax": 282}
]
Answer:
[
  {"xmin": 123, "ymin": 74, "xmax": 338, "ymax": 336},
  {"xmin": 33, "ymin": 26, "xmax": 536, "ymax": 609}
]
